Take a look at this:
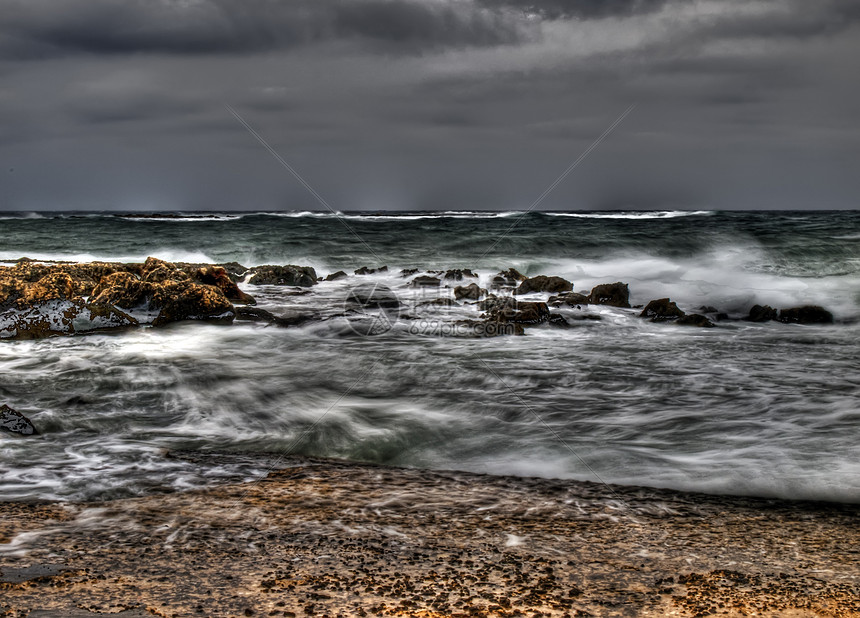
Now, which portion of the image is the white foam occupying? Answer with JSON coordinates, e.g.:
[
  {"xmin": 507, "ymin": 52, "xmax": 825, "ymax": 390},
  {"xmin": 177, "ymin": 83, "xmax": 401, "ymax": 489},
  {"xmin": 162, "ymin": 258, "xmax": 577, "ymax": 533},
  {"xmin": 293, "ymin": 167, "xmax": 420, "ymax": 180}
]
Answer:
[{"xmin": 543, "ymin": 210, "xmax": 713, "ymax": 219}]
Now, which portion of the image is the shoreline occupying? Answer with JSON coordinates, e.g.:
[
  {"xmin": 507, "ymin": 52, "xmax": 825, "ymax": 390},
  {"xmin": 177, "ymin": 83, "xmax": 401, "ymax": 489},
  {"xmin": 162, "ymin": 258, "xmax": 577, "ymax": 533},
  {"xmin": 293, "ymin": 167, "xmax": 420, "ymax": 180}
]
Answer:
[{"xmin": 2, "ymin": 456, "xmax": 858, "ymax": 617}]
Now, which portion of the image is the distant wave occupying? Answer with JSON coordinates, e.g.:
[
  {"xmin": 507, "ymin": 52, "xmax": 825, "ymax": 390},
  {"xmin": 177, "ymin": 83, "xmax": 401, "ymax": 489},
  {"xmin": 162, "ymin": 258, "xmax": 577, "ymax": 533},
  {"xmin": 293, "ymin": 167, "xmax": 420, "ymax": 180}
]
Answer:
[
  {"xmin": 265, "ymin": 211, "xmax": 522, "ymax": 221},
  {"xmin": 0, "ymin": 249, "xmax": 216, "ymax": 265},
  {"xmin": 116, "ymin": 214, "xmax": 244, "ymax": 222},
  {"xmin": 543, "ymin": 210, "xmax": 713, "ymax": 220}
]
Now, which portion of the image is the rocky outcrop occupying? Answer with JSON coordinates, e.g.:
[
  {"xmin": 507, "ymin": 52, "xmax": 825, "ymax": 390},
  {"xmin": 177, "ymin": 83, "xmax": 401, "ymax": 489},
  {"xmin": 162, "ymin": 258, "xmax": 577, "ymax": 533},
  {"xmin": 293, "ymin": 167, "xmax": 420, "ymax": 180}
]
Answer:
[
  {"xmin": 0, "ymin": 404, "xmax": 38, "ymax": 436},
  {"xmin": 409, "ymin": 276, "xmax": 441, "ymax": 288},
  {"xmin": 324, "ymin": 271, "xmax": 348, "ymax": 281},
  {"xmin": 480, "ymin": 296, "xmax": 550, "ymax": 325},
  {"xmin": 745, "ymin": 305, "xmax": 778, "ymax": 322},
  {"xmin": 454, "ymin": 283, "xmax": 485, "ymax": 301},
  {"xmin": 443, "ymin": 269, "xmax": 478, "ymax": 281},
  {"xmin": 640, "ymin": 298, "xmax": 685, "ymax": 322},
  {"xmin": 354, "ymin": 266, "xmax": 388, "ymax": 276},
  {"xmin": 778, "ymin": 305, "xmax": 834, "ymax": 324},
  {"xmin": 151, "ymin": 282, "xmax": 235, "ymax": 327},
  {"xmin": 640, "ymin": 298, "xmax": 713, "ymax": 327},
  {"xmin": 587, "ymin": 282, "xmax": 630, "ymax": 308},
  {"xmin": 249, "ymin": 265, "xmax": 317, "ymax": 287},
  {"xmin": 491, "ymin": 268, "xmax": 527, "ymax": 289},
  {"xmin": 515, "ymin": 275, "xmax": 573, "ymax": 295},
  {"xmin": 0, "ymin": 299, "xmax": 138, "ymax": 339},
  {"xmin": 677, "ymin": 314, "xmax": 715, "ymax": 328},
  {"xmin": 194, "ymin": 266, "xmax": 255, "ymax": 305}
]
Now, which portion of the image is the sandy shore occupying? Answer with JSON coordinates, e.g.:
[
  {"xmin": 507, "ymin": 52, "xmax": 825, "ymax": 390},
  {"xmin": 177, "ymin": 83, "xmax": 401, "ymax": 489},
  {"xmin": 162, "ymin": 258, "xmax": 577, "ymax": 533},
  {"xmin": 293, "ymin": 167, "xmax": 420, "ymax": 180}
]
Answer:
[{"xmin": 1, "ymin": 455, "xmax": 858, "ymax": 617}]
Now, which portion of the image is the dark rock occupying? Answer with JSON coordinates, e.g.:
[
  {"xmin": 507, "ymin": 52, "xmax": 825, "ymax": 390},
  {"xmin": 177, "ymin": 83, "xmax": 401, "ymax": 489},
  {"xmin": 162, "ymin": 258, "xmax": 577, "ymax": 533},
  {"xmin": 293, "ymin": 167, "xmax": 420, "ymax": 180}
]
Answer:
[
  {"xmin": 587, "ymin": 282, "xmax": 630, "ymax": 308},
  {"xmin": 345, "ymin": 283, "xmax": 400, "ymax": 310},
  {"xmin": 324, "ymin": 271, "xmax": 348, "ymax": 282},
  {"xmin": 491, "ymin": 268, "xmax": 527, "ymax": 289},
  {"xmin": 399, "ymin": 268, "xmax": 419, "ymax": 277},
  {"xmin": 515, "ymin": 275, "xmax": 573, "ymax": 295},
  {"xmin": 454, "ymin": 283, "xmax": 485, "ymax": 301},
  {"xmin": 455, "ymin": 319, "xmax": 524, "ymax": 337},
  {"xmin": 509, "ymin": 301, "xmax": 551, "ymax": 324},
  {"xmin": 195, "ymin": 266, "xmax": 255, "ymax": 305},
  {"xmin": 418, "ymin": 298, "xmax": 459, "ymax": 307},
  {"xmin": 640, "ymin": 298, "xmax": 685, "ymax": 321},
  {"xmin": 676, "ymin": 314, "xmax": 715, "ymax": 327},
  {"xmin": 249, "ymin": 265, "xmax": 317, "ymax": 287},
  {"xmin": 443, "ymin": 269, "xmax": 478, "ymax": 281},
  {"xmin": 548, "ymin": 313, "xmax": 570, "ymax": 327},
  {"xmin": 234, "ymin": 306, "xmax": 317, "ymax": 327},
  {"xmin": 354, "ymin": 266, "xmax": 388, "ymax": 275},
  {"xmin": 409, "ymin": 276, "xmax": 441, "ymax": 287},
  {"xmin": 698, "ymin": 305, "xmax": 720, "ymax": 314},
  {"xmin": 778, "ymin": 305, "xmax": 834, "ymax": 324},
  {"xmin": 745, "ymin": 304, "xmax": 778, "ymax": 322},
  {"xmin": 0, "ymin": 404, "xmax": 38, "ymax": 436}
]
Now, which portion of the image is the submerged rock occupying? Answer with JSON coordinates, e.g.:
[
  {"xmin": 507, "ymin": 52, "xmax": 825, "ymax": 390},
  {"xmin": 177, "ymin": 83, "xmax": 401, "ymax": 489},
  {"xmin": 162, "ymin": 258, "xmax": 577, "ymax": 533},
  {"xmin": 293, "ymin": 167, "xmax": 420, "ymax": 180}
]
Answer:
[
  {"xmin": 324, "ymin": 271, "xmax": 348, "ymax": 282},
  {"xmin": 249, "ymin": 265, "xmax": 317, "ymax": 287},
  {"xmin": 778, "ymin": 305, "xmax": 834, "ymax": 324},
  {"xmin": 0, "ymin": 404, "xmax": 38, "ymax": 436},
  {"xmin": 515, "ymin": 275, "xmax": 573, "ymax": 295},
  {"xmin": 587, "ymin": 282, "xmax": 630, "ymax": 308},
  {"xmin": 354, "ymin": 266, "xmax": 388, "ymax": 276},
  {"xmin": 640, "ymin": 298, "xmax": 685, "ymax": 322},
  {"xmin": 409, "ymin": 276, "xmax": 441, "ymax": 287},
  {"xmin": 677, "ymin": 314, "xmax": 715, "ymax": 328}
]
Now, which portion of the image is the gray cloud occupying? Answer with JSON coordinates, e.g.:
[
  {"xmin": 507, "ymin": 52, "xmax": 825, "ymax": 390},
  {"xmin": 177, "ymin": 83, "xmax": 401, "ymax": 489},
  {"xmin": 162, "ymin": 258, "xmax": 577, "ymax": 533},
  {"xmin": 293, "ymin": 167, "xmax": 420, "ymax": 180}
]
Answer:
[{"xmin": 0, "ymin": 0, "xmax": 858, "ymax": 211}]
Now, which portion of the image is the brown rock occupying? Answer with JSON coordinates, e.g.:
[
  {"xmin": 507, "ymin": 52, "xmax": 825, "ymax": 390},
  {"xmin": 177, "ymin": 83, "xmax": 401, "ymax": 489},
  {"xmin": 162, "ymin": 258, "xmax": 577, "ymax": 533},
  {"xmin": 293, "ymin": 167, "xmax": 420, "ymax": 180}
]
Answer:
[
  {"xmin": 195, "ymin": 266, "xmax": 255, "ymax": 305},
  {"xmin": 454, "ymin": 283, "xmax": 485, "ymax": 301},
  {"xmin": 587, "ymin": 282, "xmax": 630, "ymax": 308},
  {"xmin": 515, "ymin": 275, "xmax": 573, "ymax": 295},
  {"xmin": 90, "ymin": 272, "xmax": 156, "ymax": 309},
  {"xmin": 151, "ymin": 281, "xmax": 235, "ymax": 327},
  {"xmin": 640, "ymin": 298, "xmax": 685, "ymax": 321},
  {"xmin": 491, "ymin": 268, "xmax": 527, "ymax": 289}
]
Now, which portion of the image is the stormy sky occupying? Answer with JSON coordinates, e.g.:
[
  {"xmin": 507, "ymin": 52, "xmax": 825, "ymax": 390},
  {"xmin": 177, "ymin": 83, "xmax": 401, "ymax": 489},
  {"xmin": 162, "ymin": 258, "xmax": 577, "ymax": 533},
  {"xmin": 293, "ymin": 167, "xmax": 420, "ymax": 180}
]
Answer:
[{"xmin": 0, "ymin": 0, "xmax": 858, "ymax": 211}]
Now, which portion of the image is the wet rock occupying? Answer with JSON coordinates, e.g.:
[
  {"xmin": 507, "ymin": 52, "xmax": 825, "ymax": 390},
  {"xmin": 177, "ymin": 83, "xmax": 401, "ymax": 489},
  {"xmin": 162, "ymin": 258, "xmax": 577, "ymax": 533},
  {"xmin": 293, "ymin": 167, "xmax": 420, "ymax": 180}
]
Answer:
[
  {"xmin": 509, "ymin": 301, "xmax": 551, "ymax": 324},
  {"xmin": 515, "ymin": 275, "xmax": 573, "ymax": 295},
  {"xmin": 354, "ymin": 266, "xmax": 388, "ymax": 276},
  {"xmin": 778, "ymin": 305, "xmax": 834, "ymax": 324},
  {"xmin": 587, "ymin": 282, "xmax": 630, "ymax": 308},
  {"xmin": 195, "ymin": 266, "xmax": 255, "ymax": 305},
  {"xmin": 141, "ymin": 257, "xmax": 186, "ymax": 284},
  {"xmin": 745, "ymin": 304, "xmax": 778, "ymax": 322},
  {"xmin": 454, "ymin": 283, "xmax": 485, "ymax": 301},
  {"xmin": 324, "ymin": 271, "xmax": 348, "ymax": 282},
  {"xmin": 177, "ymin": 261, "xmax": 248, "ymax": 282},
  {"xmin": 491, "ymin": 268, "xmax": 527, "ymax": 289},
  {"xmin": 90, "ymin": 272, "xmax": 156, "ymax": 309},
  {"xmin": 151, "ymin": 282, "xmax": 235, "ymax": 327},
  {"xmin": 443, "ymin": 269, "xmax": 478, "ymax": 281},
  {"xmin": 345, "ymin": 283, "xmax": 400, "ymax": 310},
  {"xmin": 0, "ymin": 404, "xmax": 38, "ymax": 436},
  {"xmin": 249, "ymin": 265, "xmax": 317, "ymax": 287},
  {"xmin": 548, "ymin": 313, "xmax": 570, "ymax": 327},
  {"xmin": 677, "ymin": 314, "xmax": 715, "ymax": 328},
  {"xmin": 399, "ymin": 268, "xmax": 419, "ymax": 277},
  {"xmin": 0, "ymin": 299, "xmax": 138, "ymax": 339},
  {"xmin": 234, "ymin": 306, "xmax": 317, "ymax": 327},
  {"xmin": 640, "ymin": 298, "xmax": 685, "ymax": 321},
  {"xmin": 418, "ymin": 298, "xmax": 459, "ymax": 307},
  {"xmin": 409, "ymin": 276, "xmax": 441, "ymax": 287}
]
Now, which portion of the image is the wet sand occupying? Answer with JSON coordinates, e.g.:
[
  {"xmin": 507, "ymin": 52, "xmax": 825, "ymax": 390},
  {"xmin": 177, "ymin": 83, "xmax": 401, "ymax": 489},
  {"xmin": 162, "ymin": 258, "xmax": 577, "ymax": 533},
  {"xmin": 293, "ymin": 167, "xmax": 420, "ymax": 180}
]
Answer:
[{"xmin": 1, "ymin": 456, "xmax": 858, "ymax": 617}]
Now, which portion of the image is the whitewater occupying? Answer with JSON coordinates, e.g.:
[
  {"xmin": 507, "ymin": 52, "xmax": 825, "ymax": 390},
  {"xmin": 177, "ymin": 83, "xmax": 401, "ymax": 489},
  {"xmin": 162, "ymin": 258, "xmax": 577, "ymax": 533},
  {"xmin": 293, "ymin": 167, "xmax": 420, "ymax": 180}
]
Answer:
[{"xmin": 0, "ymin": 210, "xmax": 858, "ymax": 504}]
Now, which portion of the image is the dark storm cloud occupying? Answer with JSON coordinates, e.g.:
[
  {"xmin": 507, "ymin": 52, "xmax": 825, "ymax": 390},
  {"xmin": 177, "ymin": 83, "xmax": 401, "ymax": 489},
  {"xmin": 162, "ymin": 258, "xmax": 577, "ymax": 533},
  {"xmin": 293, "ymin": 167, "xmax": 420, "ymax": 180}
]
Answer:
[
  {"xmin": 1, "ymin": 0, "xmax": 859, "ymax": 211},
  {"xmin": 0, "ymin": 0, "xmax": 530, "ymax": 59}
]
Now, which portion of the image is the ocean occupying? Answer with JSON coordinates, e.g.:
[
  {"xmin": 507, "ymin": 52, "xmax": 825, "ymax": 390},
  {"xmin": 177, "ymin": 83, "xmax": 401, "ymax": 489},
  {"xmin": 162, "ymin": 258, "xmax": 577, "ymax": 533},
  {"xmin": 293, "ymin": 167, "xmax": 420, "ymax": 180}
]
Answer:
[{"xmin": 1, "ymin": 210, "xmax": 858, "ymax": 504}]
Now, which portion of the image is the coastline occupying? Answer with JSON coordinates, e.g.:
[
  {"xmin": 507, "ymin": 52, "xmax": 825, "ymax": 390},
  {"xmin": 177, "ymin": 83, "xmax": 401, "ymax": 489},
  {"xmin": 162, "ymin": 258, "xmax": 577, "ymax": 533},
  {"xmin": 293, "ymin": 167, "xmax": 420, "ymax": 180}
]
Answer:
[{"xmin": 2, "ymin": 456, "xmax": 858, "ymax": 617}]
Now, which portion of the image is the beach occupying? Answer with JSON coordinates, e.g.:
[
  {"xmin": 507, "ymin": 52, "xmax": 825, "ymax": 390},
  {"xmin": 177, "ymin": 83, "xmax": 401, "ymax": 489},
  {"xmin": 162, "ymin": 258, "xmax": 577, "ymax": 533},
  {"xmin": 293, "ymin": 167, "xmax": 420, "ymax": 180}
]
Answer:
[{"xmin": 2, "ymin": 455, "xmax": 858, "ymax": 617}]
